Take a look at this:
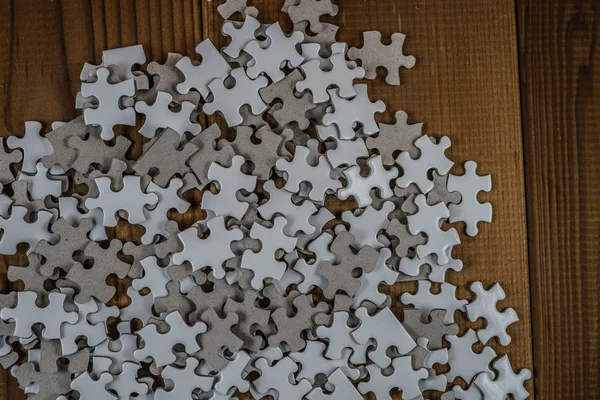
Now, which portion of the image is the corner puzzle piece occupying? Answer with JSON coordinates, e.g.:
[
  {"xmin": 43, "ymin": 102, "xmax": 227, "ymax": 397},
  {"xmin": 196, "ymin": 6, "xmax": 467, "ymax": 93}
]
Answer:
[
  {"xmin": 258, "ymin": 180, "xmax": 317, "ymax": 236},
  {"xmin": 176, "ymin": 39, "xmax": 232, "ymax": 99},
  {"xmin": 348, "ymin": 31, "xmax": 416, "ymax": 85},
  {"xmin": 155, "ymin": 357, "xmax": 214, "ymax": 400},
  {"xmin": 338, "ymin": 156, "xmax": 398, "ymax": 207},
  {"xmin": 173, "ymin": 216, "xmax": 243, "ymax": 279},
  {"xmin": 253, "ymin": 356, "xmax": 312, "ymax": 400},
  {"xmin": 358, "ymin": 356, "xmax": 427, "ymax": 400},
  {"xmin": 287, "ymin": 0, "xmax": 338, "ymax": 34},
  {"xmin": 241, "ymin": 216, "xmax": 297, "ymax": 289},
  {"xmin": 307, "ymin": 368, "xmax": 363, "ymax": 400},
  {"xmin": 315, "ymin": 311, "xmax": 373, "ymax": 365},
  {"xmin": 322, "ymin": 85, "xmax": 385, "ymax": 138},
  {"xmin": 445, "ymin": 329, "xmax": 497, "ymax": 384},
  {"xmin": 474, "ymin": 355, "xmax": 531, "ymax": 400},
  {"xmin": 196, "ymin": 308, "xmax": 244, "ymax": 370},
  {"xmin": 317, "ymin": 231, "xmax": 379, "ymax": 299},
  {"xmin": 276, "ymin": 145, "xmax": 341, "ymax": 202},
  {"xmin": 0, "ymin": 206, "xmax": 54, "ymax": 255},
  {"xmin": 447, "ymin": 161, "xmax": 493, "ymax": 236},
  {"xmin": 407, "ymin": 194, "xmax": 461, "ymax": 265},
  {"xmin": 134, "ymin": 311, "xmax": 207, "ymax": 367},
  {"xmin": 352, "ymin": 306, "xmax": 416, "ymax": 368},
  {"xmin": 396, "ymin": 135, "xmax": 453, "ymax": 193},
  {"xmin": 466, "ymin": 281, "xmax": 519, "ymax": 346},
  {"xmin": 268, "ymin": 295, "xmax": 328, "ymax": 352},
  {"xmin": 0, "ymin": 291, "xmax": 77, "ymax": 339},
  {"xmin": 140, "ymin": 178, "xmax": 190, "ymax": 244},
  {"xmin": 86, "ymin": 175, "xmax": 158, "ymax": 227},
  {"xmin": 135, "ymin": 91, "xmax": 202, "ymax": 139},
  {"xmin": 202, "ymin": 155, "xmax": 257, "ymax": 219},
  {"xmin": 296, "ymin": 53, "xmax": 364, "ymax": 103},
  {"xmin": 81, "ymin": 67, "xmax": 136, "ymax": 140},
  {"xmin": 366, "ymin": 110, "xmax": 422, "ymax": 165},
  {"xmin": 203, "ymin": 67, "xmax": 268, "ymax": 126},
  {"xmin": 401, "ymin": 281, "xmax": 467, "ymax": 324},
  {"xmin": 7, "ymin": 121, "xmax": 51, "ymax": 174},
  {"xmin": 402, "ymin": 309, "xmax": 459, "ymax": 350},
  {"xmin": 245, "ymin": 22, "xmax": 304, "ymax": 83},
  {"xmin": 290, "ymin": 341, "xmax": 361, "ymax": 384}
]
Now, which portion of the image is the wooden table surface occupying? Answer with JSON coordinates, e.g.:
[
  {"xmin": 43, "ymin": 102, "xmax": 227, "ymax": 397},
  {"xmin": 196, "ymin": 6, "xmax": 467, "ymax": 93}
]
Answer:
[{"xmin": 0, "ymin": 0, "xmax": 597, "ymax": 399}]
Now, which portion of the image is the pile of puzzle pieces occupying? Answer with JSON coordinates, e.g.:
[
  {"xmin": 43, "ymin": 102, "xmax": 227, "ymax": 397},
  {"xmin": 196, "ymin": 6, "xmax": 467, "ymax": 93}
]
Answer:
[{"xmin": 0, "ymin": 0, "xmax": 531, "ymax": 399}]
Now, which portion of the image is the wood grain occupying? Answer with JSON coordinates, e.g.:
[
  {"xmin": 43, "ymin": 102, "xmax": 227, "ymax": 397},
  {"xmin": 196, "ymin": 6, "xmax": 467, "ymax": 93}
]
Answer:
[
  {"xmin": 518, "ymin": 0, "xmax": 600, "ymax": 398},
  {"xmin": 0, "ymin": 0, "xmax": 534, "ymax": 398}
]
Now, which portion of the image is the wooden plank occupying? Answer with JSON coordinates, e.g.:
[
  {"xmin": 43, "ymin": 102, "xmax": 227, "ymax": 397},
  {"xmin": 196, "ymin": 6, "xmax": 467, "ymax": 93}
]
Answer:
[
  {"xmin": 518, "ymin": 0, "xmax": 600, "ymax": 398},
  {"xmin": 0, "ymin": 0, "xmax": 533, "ymax": 398}
]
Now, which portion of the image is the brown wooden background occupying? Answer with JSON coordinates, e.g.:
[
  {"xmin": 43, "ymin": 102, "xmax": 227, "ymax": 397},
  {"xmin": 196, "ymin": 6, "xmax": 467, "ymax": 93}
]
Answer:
[{"xmin": 0, "ymin": 0, "xmax": 598, "ymax": 399}]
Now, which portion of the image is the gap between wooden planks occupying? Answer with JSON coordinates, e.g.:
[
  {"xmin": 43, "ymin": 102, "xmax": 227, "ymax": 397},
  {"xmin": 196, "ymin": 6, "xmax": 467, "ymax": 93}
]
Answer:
[{"xmin": 0, "ymin": 0, "xmax": 533, "ymax": 399}]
